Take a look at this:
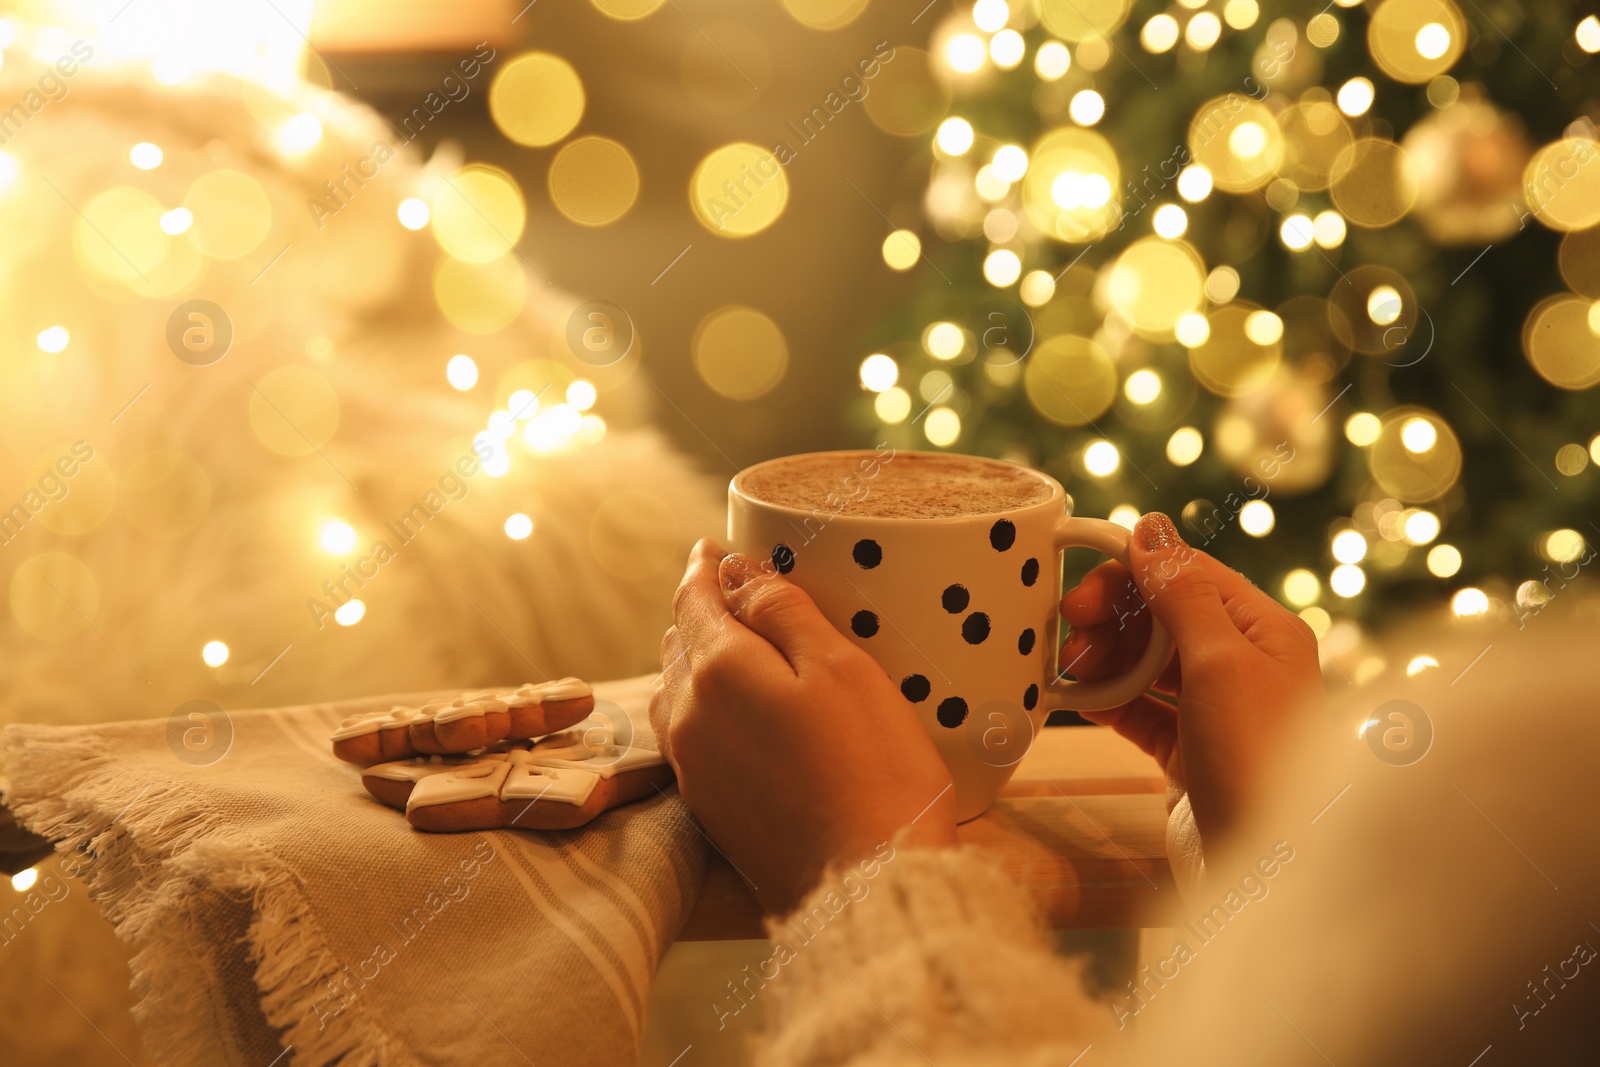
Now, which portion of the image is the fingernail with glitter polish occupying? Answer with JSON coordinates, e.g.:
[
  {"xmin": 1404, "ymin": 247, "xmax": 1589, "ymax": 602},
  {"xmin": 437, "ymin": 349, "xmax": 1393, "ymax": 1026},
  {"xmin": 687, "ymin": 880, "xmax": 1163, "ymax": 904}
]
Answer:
[
  {"xmin": 720, "ymin": 553, "xmax": 758, "ymax": 592},
  {"xmin": 1136, "ymin": 512, "xmax": 1184, "ymax": 553}
]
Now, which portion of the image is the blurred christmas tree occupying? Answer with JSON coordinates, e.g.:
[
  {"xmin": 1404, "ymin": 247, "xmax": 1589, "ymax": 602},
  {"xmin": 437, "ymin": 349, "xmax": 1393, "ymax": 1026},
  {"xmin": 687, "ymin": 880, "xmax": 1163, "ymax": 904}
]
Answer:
[{"xmin": 857, "ymin": 0, "xmax": 1600, "ymax": 640}]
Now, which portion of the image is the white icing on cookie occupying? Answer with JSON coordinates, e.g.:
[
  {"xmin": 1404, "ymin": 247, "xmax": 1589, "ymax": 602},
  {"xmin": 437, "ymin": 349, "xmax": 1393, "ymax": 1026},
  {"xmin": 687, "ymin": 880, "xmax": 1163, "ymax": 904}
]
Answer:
[
  {"xmin": 332, "ymin": 705, "xmax": 421, "ymax": 742},
  {"xmin": 502, "ymin": 751, "xmax": 601, "ymax": 806},
  {"xmin": 432, "ymin": 694, "xmax": 510, "ymax": 725},
  {"xmin": 506, "ymin": 677, "xmax": 591, "ymax": 707},
  {"xmin": 525, "ymin": 713, "xmax": 664, "ymax": 777},
  {"xmin": 363, "ymin": 753, "xmax": 508, "ymax": 783},
  {"xmin": 329, "ymin": 677, "xmax": 593, "ymax": 740},
  {"xmin": 406, "ymin": 757, "xmax": 513, "ymax": 810}
]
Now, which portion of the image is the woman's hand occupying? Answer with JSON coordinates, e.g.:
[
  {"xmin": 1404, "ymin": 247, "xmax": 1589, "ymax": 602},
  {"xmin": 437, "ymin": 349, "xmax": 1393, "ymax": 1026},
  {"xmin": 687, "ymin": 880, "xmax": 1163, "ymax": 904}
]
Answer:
[
  {"xmin": 1060, "ymin": 512, "xmax": 1325, "ymax": 844},
  {"xmin": 652, "ymin": 539, "xmax": 958, "ymax": 914}
]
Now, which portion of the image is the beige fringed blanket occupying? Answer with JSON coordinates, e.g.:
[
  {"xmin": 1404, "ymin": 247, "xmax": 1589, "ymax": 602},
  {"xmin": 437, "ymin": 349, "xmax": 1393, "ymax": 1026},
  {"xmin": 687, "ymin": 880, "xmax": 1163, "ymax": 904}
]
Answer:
[{"xmin": 1, "ymin": 675, "xmax": 704, "ymax": 1066}]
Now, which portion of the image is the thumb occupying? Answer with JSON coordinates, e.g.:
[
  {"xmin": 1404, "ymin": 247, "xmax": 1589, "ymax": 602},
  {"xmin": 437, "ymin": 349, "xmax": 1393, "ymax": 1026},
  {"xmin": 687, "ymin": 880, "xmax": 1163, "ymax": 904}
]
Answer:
[
  {"xmin": 719, "ymin": 552, "xmax": 839, "ymax": 667},
  {"xmin": 1127, "ymin": 513, "xmax": 1243, "ymax": 660}
]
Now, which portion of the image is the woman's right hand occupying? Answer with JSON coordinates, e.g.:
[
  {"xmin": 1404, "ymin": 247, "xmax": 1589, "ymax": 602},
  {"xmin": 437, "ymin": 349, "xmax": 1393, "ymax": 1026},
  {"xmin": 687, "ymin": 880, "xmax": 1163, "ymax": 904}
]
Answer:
[{"xmin": 1059, "ymin": 512, "xmax": 1326, "ymax": 844}]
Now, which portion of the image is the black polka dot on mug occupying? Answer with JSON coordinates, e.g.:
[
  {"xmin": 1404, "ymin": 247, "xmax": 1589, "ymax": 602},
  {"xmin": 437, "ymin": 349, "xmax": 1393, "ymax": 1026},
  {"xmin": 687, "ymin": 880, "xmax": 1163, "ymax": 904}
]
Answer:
[
  {"xmin": 852, "ymin": 539, "xmax": 883, "ymax": 569},
  {"xmin": 1020, "ymin": 557, "xmax": 1040, "ymax": 586},
  {"xmin": 989, "ymin": 519, "xmax": 1016, "ymax": 552},
  {"xmin": 1023, "ymin": 684, "xmax": 1039, "ymax": 711},
  {"xmin": 942, "ymin": 584, "xmax": 970, "ymax": 613},
  {"xmin": 937, "ymin": 696, "xmax": 969, "ymax": 728},
  {"xmin": 771, "ymin": 543, "xmax": 795, "ymax": 574},
  {"xmin": 962, "ymin": 612, "xmax": 990, "ymax": 645},
  {"xmin": 851, "ymin": 610, "xmax": 879, "ymax": 638},
  {"xmin": 1018, "ymin": 628, "xmax": 1036, "ymax": 656},
  {"xmin": 901, "ymin": 674, "xmax": 931, "ymax": 703}
]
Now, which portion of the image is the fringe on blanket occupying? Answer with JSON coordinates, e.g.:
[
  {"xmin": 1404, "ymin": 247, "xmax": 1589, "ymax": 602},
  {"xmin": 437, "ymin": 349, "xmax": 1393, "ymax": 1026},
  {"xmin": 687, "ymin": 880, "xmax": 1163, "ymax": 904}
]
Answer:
[{"xmin": 2, "ymin": 725, "xmax": 410, "ymax": 1067}]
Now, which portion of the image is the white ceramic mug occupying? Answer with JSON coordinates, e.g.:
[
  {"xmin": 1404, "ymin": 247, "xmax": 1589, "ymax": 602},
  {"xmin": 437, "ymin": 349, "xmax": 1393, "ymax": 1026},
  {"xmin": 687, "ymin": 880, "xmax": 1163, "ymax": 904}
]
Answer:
[{"xmin": 728, "ymin": 449, "xmax": 1174, "ymax": 822}]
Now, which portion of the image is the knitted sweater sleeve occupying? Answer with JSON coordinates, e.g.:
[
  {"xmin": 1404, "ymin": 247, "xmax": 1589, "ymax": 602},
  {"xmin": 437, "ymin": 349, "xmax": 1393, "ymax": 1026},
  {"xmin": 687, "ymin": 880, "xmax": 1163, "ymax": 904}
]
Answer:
[{"xmin": 754, "ymin": 843, "xmax": 1118, "ymax": 1067}]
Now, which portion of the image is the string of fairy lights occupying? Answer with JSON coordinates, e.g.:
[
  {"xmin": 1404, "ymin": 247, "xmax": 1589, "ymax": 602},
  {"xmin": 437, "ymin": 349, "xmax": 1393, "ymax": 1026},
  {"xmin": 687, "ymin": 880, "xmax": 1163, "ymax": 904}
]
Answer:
[{"xmin": 852, "ymin": 0, "xmax": 1600, "ymax": 671}]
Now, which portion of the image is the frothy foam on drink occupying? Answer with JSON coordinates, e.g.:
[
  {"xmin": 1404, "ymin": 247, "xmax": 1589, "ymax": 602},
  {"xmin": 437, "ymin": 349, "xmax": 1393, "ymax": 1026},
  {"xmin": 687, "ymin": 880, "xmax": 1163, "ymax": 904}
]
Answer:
[{"xmin": 738, "ymin": 452, "xmax": 1053, "ymax": 519}]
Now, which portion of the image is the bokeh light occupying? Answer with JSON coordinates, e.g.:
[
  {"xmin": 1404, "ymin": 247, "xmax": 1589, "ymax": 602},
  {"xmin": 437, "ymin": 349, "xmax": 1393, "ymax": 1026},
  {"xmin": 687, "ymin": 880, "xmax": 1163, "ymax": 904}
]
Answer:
[
  {"xmin": 319, "ymin": 520, "xmax": 357, "ymax": 555},
  {"xmin": 983, "ymin": 249, "xmax": 1022, "ymax": 286},
  {"xmin": 1407, "ymin": 655, "xmax": 1439, "ymax": 676},
  {"xmin": 1522, "ymin": 294, "xmax": 1600, "ymax": 388},
  {"xmin": 1282, "ymin": 569, "xmax": 1320, "ymax": 606},
  {"xmin": 1104, "ymin": 237, "xmax": 1205, "ymax": 335},
  {"xmin": 130, "ymin": 142, "xmax": 163, "ymax": 169},
  {"xmin": 431, "ymin": 164, "xmax": 526, "ymax": 263},
  {"xmin": 875, "ymin": 387, "xmax": 912, "ymax": 423},
  {"xmin": 925, "ymin": 321, "xmax": 965, "ymax": 360},
  {"xmin": 567, "ymin": 380, "xmax": 598, "ymax": 410},
  {"xmin": 1451, "ymin": 587, "xmax": 1489, "ymax": 616},
  {"xmin": 883, "ymin": 229, "xmax": 922, "ymax": 270},
  {"xmin": 691, "ymin": 142, "xmax": 789, "ymax": 237},
  {"xmin": 1331, "ymin": 139, "xmax": 1420, "ymax": 228},
  {"xmin": 990, "ymin": 30, "xmax": 1025, "ymax": 68},
  {"xmin": 1084, "ymin": 439, "xmax": 1120, "ymax": 476},
  {"xmin": 1239, "ymin": 500, "xmax": 1275, "ymax": 537},
  {"xmin": 693, "ymin": 306, "xmax": 789, "ymax": 400},
  {"xmin": 1153, "ymin": 204, "xmax": 1188, "ymax": 238},
  {"xmin": 591, "ymin": 0, "xmax": 666, "ymax": 18},
  {"xmin": 549, "ymin": 136, "xmax": 640, "ymax": 226},
  {"xmin": 1403, "ymin": 509, "xmax": 1441, "ymax": 544},
  {"xmin": 274, "ymin": 112, "xmax": 322, "ymax": 155},
  {"xmin": 1141, "ymin": 15, "xmax": 1179, "ymax": 52},
  {"xmin": 1579, "ymin": 16, "xmax": 1600, "ymax": 53},
  {"xmin": 1189, "ymin": 95, "xmax": 1284, "ymax": 193},
  {"xmin": 1069, "ymin": 90, "xmax": 1105, "ymax": 126},
  {"xmin": 860, "ymin": 353, "xmax": 899, "ymax": 392},
  {"xmin": 947, "ymin": 33, "xmax": 986, "ymax": 73},
  {"xmin": 1020, "ymin": 270, "xmax": 1056, "ymax": 306},
  {"xmin": 1370, "ymin": 409, "xmax": 1461, "ymax": 501},
  {"xmin": 781, "ymin": 0, "xmax": 869, "ymax": 30},
  {"xmin": 936, "ymin": 117, "xmax": 975, "ymax": 156},
  {"xmin": 925, "ymin": 406, "xmax": 962, "ymax": 446},
  {"xmin": 1332, "ymin": 529, "xmax": 1369, "ymax": 564},
  {"xmin": 1176, "ymin": 165, "xmax": 1213, "ymax": 202},
  {"xmin": 1344, "ymin": 409, "xmax": 1382, "ymax": 441},
  {"xmin": 35, "ymin": 326, "xmax": 69, "ymax": 353},
  {"xmin": 1337, "ymin": 77, "xmax": 1375, "ymax": 117},
  {"xmin": 1039, "ymin": 0, "xmax": 1132, "ymax": 43},
  {"xmin": 490, "ymin": 52, "xmax": 585, "ymax": 147},
  {"xmin": 1368, "ymin": 0, "xmax": 1464, "ymax": 84},
  {"xmin": 974, "ymin": 0, "xmax": 1010, "ymax": 32},
  {"xmin": 1427, "ymin": 544, "xmax": 1463, "ymax": 577},
  {"xmin": 1109, "ymin": 504, "xmax": 1141, "ymax": 529},
  {"xmin": 446, "ymin": 354, "xmax": 479, "ymax": 391},
  {"xmin": 1035, "ymin": 40, "xmax": 1072, "ymax": 79},
  {"xmin": 1331, "ymin": 563, "xmax": 1366, "ymax": 597},
  {"xmin": 1124, "ymin": 369, "xmax": 1162, "ymax": 405},
  {"xmin": 1025, "ymin": 335, "xmax": 1117, "ymax": 425},
  {"xmin": 1167, "ymin": 426, "xmax": 1203, "ymax": 465}
]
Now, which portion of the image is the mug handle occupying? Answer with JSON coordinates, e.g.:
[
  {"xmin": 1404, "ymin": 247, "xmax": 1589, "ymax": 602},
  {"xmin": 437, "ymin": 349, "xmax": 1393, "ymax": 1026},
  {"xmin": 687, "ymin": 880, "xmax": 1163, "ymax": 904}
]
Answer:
[{"xmin": 1042, "ymin": 516, "xmax": 1175, "ymax": 713}]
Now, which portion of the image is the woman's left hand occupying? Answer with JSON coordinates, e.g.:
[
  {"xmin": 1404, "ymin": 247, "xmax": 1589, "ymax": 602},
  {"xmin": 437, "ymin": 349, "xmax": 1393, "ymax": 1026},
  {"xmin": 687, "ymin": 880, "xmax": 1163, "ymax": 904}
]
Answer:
[{"xmin": 652, "ymin": 539, "xmax": 957, "ymax": 914}]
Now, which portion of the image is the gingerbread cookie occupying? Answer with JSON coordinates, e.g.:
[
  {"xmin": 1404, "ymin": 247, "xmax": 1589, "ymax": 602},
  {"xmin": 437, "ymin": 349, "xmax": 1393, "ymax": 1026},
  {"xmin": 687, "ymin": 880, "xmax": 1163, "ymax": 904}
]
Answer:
[
  {"xmin": 330, "ymin": 679, "xmax": 594, "ymax": 764},
  {"xmin": 359, "ymin": 713, "xmax": 673, "ymax": 831}
]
